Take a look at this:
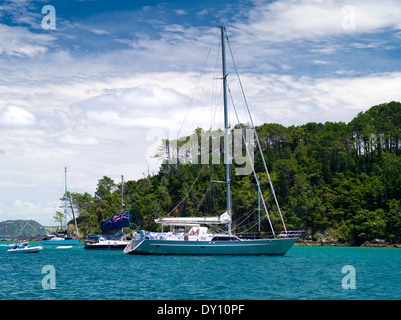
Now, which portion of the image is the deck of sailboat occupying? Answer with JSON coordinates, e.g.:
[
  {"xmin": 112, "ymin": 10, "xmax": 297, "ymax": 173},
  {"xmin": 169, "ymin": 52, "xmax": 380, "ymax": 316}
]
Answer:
[{"xmin": 124, "ymin": 236, "xmax": 298, "ymax": 256}]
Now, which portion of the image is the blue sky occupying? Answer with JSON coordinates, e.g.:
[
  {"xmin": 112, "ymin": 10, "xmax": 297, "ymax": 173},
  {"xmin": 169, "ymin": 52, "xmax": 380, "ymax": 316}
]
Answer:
[{"xmin": 1, "ymin": 0, "xmax": 401, "ymax": 225}]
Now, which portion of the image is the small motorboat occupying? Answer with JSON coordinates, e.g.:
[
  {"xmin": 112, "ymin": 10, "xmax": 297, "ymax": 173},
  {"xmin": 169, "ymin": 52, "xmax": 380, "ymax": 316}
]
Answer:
[
  {"xmin": 7, "ymin": 241, "xmax": 43, "ymax": 253},
  {"xmin": 83, "ymin": 236, "xmax": 130, "ymax": 250}
]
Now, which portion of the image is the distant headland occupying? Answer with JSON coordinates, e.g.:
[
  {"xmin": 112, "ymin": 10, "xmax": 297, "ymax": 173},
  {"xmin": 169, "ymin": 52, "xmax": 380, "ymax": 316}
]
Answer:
[{"xmin": 0, "ymin": 219, "xmax": 50, "ymax": 239}]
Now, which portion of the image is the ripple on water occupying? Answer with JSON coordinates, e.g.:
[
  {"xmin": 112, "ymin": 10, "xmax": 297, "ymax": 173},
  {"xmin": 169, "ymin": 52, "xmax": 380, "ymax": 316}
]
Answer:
[{"xmin": 1, "ymin": 244, "xmax": 401, "ymax": 299}]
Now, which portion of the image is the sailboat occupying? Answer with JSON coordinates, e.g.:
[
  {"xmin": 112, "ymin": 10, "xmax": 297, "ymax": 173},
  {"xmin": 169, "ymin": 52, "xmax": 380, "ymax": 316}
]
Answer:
[
  {"xmin": 124, "ymin": 26, "xmax": 300, "ymax": 255},
  {"xmin": 42, "ymin": 167, "xmax": 80, "ymax": 246},
  {"xmin": 84, "ymin": 175, "xmax": 131, "ymax": 250}
]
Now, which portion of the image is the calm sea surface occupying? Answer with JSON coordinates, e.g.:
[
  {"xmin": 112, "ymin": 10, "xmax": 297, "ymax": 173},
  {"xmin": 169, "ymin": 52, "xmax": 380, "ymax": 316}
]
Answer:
[{"xmin": 0, "ymin": 242, "xmax": 400, "ymax": 300}]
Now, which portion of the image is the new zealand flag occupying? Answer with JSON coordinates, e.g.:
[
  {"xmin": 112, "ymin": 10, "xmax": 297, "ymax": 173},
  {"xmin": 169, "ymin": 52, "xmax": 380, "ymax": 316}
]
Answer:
[{"xmin": 101, "ymin": 211, "xmax": 131, "ymax": 233}]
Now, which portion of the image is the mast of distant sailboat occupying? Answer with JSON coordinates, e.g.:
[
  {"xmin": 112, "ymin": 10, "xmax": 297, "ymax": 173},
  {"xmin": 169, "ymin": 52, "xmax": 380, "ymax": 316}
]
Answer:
[
  {"xmin": 64, "ymin": 167, "xmax": 68, "ymax": 236},
  {"xmin": 121, "ymin": 175, "xmax": 124, "ymax": 240}
]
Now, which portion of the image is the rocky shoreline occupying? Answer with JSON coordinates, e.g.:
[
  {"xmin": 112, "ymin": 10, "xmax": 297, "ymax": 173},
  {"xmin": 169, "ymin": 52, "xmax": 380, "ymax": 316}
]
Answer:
[{"xmin": 295, "ymin": 239, "xmax": 401, "ymax": 248}]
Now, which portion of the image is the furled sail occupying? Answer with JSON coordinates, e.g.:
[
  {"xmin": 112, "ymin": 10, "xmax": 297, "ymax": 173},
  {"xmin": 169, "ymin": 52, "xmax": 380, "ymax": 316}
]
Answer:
[{"xmin": 154, "ymin": 212, "xmax": 231, "ymax": 226}]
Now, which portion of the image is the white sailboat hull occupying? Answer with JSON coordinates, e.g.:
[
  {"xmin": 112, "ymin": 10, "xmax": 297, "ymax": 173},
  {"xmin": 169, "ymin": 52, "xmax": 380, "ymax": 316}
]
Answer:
[{"xmin": 124, "ymin": 238, "xmax": 298, "ymax": 256}]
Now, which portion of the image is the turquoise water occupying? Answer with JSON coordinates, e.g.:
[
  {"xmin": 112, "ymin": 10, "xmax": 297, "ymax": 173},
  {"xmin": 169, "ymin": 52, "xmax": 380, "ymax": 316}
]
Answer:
[{"xmin": 1, "ymin": 242, "xmax": 400, "ymax": 300}]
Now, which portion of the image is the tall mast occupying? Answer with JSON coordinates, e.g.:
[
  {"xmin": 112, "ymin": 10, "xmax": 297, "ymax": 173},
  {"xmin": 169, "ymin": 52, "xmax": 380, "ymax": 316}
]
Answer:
[
  {"xmin": 64, "ymin": 167, "xmax": 68, "ymax": 236},
  {"xmin": 121, "ymin": 175, "xmax": 124, "ymax": 239},
  {"xmin": 220, "ymin": 25, "xmax": 232, "ymax": 235}
]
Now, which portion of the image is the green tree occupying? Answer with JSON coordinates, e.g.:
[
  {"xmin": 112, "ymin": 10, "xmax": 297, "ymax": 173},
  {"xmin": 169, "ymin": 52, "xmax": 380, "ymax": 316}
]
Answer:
[
  {"xmin": 53, "ymin": 211, "xmax": 65, "ymax": 230},
  {"xmin": 70, "ymin": 101, "xmax": 401, "ymax": 244},
  {"xmin": 352, "ymin": 209, "xmax": 387, "ymax": 244},
  {"xmin": 95, "ymin": 176, "xmax": 116, "ymax": 200}
]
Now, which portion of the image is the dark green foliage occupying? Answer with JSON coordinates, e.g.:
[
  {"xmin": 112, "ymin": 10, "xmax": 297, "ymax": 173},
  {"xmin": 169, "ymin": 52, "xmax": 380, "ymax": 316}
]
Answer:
[{"xmin": 70, "ymin": 102, "xmax": 401, "ymax": 244}]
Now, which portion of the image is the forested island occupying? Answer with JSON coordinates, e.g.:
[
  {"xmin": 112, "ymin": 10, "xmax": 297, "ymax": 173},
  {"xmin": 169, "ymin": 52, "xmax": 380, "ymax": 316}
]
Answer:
[
  {"xmin": 66, "ymin": 102, "xmax": 401, "ymax": 246},
  {"xmin": 0, "ymin": 220, "xmax": 47, "ymax": 238}
]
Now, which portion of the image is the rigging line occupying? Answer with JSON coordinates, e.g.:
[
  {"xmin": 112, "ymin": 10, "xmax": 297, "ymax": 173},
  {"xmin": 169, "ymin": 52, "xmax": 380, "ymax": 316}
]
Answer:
[
  {"xmin": 210, "ymin": 90, "xmax": 222, "ymax": 130},
  {"xmin": 225, "ymin": 32, "xmax": 288, "ymax": 233},
  {"xmin": 232, "ymin": 207, "xmax": 258, "ymax": 224},
  {"xmin": 190, "ymin": 178, "xmax": 213, "ymax": 217},
  {"xmin": 122, "ymin": 177, "xmax": 141, "ymax": 230},
  {"xmin": 232, "ymin": 208, "xmax": 258, "ymax": 229},
  {"xmin": 178, "ymin": 27, "xmax": 219, "ymax": 139},
  {"xmin": 237, "ymin": 215, "xmax": 268, "ymax": 234},
  {"xmin": 232, "ymin": 207, "xmax": 268, "ymax": 233},
  {"xmin": 227, "ymin": 82, "xmax": 276, "ymax": 237},
  {"xmin": 165, "ymin": 164, "xmax": 207, "ymax": 217},
  {"xmin": 210, "ymin": 39, "xmax": 222, "ymax": 130},
  {"xmin": 231, "ymin": 201, "xmax": 260, "ymax": 224},
  {"xmin": 233, "ymin": 217, "xmax": 264, "ymax": 234}
]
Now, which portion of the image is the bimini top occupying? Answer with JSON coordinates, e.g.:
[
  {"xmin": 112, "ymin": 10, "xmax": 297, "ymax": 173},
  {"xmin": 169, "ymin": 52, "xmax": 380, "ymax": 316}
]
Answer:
[{"xmin": 155, "ymin": 212, "xmax": 231, "ymax": 226}]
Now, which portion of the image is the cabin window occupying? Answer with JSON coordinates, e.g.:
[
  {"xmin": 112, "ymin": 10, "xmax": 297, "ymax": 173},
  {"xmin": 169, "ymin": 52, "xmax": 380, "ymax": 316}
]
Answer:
[{"xmin": 211, "ymin": 236, "xmax": 239, "ymax": 241}]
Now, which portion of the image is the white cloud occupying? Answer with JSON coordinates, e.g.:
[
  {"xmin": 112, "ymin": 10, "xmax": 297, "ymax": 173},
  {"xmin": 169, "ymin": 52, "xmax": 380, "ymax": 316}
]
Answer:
[
  {"xmin": 0, "ymin": 24, "xmax": 55, "ymax": 57},
  {"xmin": 86, "ymin": 110, "xmax": 173, "ymax": 128},
  {"xmin": 0, "ymin": 105, "xmax": 36, "ymax": 127},
  {"xmin": 240, "ymin": 71, "xmax": 401, "ymax": 126},
  {"xmin": 313, "ymin": 60, "xmax": 331, "ymax": 65},
  {"xmin": 116, "ymin": 25, "xmax": 217, "ymax": 72},
  {"xmin": 75, "ymin": 84, "xmax": 191, "ymax": 129},
  {"xmin": 59, "ymin": 135, "xmax": 100, "ymax": 145},
  {"xmin": 71, "ymin": 22, "xmax": 111, "ymax": 35},
  {"xmin": 197, "ymin": 9, "xmax": 209, "ymax": 16},
  {"xmin": 233, "ymin": 0, "xmax": 401, "ymax": 43},
  {"xmin": 0, "ymin": 199, "xmax": 59, "ymax": 225},
  {"xmin": 0, "ymin": 0, "xmax": 41, "ymax": 28}
]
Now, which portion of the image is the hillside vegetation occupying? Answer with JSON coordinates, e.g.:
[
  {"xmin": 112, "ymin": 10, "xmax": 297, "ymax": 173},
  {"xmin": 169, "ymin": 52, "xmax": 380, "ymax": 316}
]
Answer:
[
  {"xmin": 66, "ymin": 101, "xmax": 401, "ymax": 245},
  {"xmin": 0, "ymin": 220, "xmax": 47, "ymax": 238}
]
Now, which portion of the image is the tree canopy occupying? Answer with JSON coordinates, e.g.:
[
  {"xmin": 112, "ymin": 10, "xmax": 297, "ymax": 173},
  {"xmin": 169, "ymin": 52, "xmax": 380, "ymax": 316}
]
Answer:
[{"xmin": 66, "ymin": 102, "xmax": 401, "ymax": 245}]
